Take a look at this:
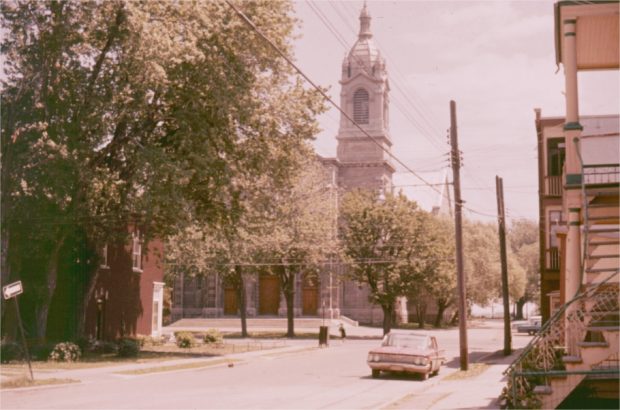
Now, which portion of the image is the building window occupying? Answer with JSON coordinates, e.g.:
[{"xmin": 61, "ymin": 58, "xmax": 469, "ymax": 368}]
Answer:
[
  {"xmin": 547, "ymin": 138, "xmax": 565, "ymax": 177},
  {"xmin": 100, "ymin": 244, "xmax": 109, "ymax": 269},
  {"xmin": 548, "ymin": 210, "xmax": 563, "ymax": 248},
  {"xmin": 353, "ymin": 88, "xmax": 369, "ymax": 124},
  {"xmin": 132, "ymin": 231, "xmax": 142, "ymax": 272}
]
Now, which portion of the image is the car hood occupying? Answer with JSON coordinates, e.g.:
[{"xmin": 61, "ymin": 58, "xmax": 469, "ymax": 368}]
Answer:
[{"xmin": 369, "ymin": 346, "xmax": 431, "ymax": 356}]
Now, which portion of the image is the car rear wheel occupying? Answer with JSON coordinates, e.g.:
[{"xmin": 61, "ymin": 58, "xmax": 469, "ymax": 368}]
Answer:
[{"xmin": 372, "ymin": 369, "xmax": 380, "ymax": 378}]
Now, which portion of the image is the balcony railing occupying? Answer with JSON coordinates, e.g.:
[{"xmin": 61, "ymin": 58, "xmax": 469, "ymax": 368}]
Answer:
[
  {"xmin": 545, "ymin": 176, "xmax": 563, "ymax": 197},
  {"xmin": 583, "ymin": 164, "xmax": 620, "ymax": 186},
  {"xmin": 546, "ymin": 247, "xmax": 560, "ymax": 271}
]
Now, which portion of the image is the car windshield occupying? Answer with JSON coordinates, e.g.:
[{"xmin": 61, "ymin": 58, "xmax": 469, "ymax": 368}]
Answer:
[{"xmin": 383, "ymin": 334, "xmax": 429, "ymax": 349}]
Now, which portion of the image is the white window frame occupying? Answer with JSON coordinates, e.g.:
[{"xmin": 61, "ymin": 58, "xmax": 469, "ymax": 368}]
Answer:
[{"xmin": 132, "ymin": 231, "xmax": 143, "ymax": 273}]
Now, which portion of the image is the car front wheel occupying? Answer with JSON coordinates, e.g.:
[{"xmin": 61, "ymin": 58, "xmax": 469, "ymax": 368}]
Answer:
[{"xmin": 372, "ymin": 369, "xmax": 380, "ymax": 378}]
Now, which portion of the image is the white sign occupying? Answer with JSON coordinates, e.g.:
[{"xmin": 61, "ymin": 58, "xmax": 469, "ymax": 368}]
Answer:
[{"xmin": 3, "ymin": 281, "xmax": 23, "ymax": 300}]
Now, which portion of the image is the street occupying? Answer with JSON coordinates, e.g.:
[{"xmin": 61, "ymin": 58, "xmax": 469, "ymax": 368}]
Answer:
[{"xmin": 1, "ymin": 321, "xmax": 532, "ymax": 409}]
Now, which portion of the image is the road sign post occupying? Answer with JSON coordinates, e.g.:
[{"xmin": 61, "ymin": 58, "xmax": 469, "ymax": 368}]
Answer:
[{"xmin": 3, "ymin": 281, "xmax": 33, "ymax": 381}]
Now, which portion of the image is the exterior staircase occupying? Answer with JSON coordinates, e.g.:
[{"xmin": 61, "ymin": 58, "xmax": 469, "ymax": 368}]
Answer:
[{"xmin": 503, "ymin": 167, "xmax": 619, "ymax": 409}]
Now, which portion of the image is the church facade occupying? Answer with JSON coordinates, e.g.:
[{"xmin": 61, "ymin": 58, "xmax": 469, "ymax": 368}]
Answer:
[{"xmin": 171, "ymin": 4, "xmax": 407, "ymax": 325}]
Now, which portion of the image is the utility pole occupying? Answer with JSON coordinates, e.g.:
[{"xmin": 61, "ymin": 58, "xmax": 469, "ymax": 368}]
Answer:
[
  {"xmin": 449, "ymin": 100, "xmax": 468, "ymax": 371},
  {"xmin": 496, "ymin": 175, "xmax": 512, "ymax": 356}
]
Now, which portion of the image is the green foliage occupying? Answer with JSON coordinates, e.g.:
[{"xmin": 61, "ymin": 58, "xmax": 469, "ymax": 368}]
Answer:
[
  {"xmin": 49, "ymin": 342, "xmax": 81, "ymax": 362},
  {"xmin": 30, "ymin": 342, "xmax": 55, "ymax": 361},
  {"xmin": 90, "ymin": 340, "xmax": 119, "ymax": 355},
  {"xmin": 203, "ymin": 329, "xmax": 223, "ymax": 344},
  {"xmin": 2, "ymin": 0, "xmax": 324, "ymax": 341},
  {"xmin": 340, "ymin": 190, "xmax": 431, "ymax": 332},
  {"xmin": 174, "ymin": 332, "xmax": 196, "ymax": 349},
  {"xmin": 116, "ymin": 338, "xmax": 140, "ymax": 357},
  {"xmin": 1, "ymin": 340, "xmax": 23, "ymax": 363}
]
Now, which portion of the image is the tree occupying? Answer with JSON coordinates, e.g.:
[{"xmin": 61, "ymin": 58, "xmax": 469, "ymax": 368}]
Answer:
[
  {"xmin": 508, "ymin": 219, "xmax": 539, "ymax": 319},
  {"xmin": 257, "ymin": 156, "xmax": 337, "ymax": 338},
  {"xmin": 340, "ymin": 191, "xmax": 430, "ymax": 335},
  {"xmin": 1, "ymin": 0, "xmax": 324, "ymax": 340},
  {"xmin": 463, "ymin": 221, "xmax": 526, "ymax": 311},
  {"xmin": 424, "ymin": 216, "xmax": 457, "ymax": 328}
]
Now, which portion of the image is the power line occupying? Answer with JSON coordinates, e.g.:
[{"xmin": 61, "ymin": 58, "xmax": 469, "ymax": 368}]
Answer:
[{"xmin": 226, "ymin": 0, "xmax": 445, "ymax": 198}]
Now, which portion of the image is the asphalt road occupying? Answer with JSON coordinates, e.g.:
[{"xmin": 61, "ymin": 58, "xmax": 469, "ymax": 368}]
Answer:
[{"xmin": 1, "ymin": 321, "xmax": 531, "ymax": 409}]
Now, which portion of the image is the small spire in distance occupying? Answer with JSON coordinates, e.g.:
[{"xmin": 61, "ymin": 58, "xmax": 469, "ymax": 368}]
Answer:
[{"xmin": 359, "ymin": 1, "xmax": 372, "ymax": 39}]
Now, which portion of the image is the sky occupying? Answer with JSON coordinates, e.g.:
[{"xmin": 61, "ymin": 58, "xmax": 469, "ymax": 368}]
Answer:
[{"xmin": 291, "ymin": 0, "xmax": 620, "ymax": 223}]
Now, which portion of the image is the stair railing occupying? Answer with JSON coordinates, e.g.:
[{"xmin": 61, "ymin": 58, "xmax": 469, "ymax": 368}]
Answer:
[{"xmin": 502, "ymin": 270, "xmax": 618, "ymax": 409}]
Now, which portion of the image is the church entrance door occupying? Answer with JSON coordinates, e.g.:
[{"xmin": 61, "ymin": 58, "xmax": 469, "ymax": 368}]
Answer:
[
  {"xmin": 259, "ymin": 274, "xmax": 280, "ymax": 315},
  {"xmin": 302, "ymin": 276, "xmax": 319, "ymax": 316},
  {"xmin": 223, "ymin": 287, "xmax": 238, "ymax": 315}
]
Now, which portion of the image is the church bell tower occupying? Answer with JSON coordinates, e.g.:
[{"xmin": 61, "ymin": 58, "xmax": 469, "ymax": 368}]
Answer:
[{"xmin": 336, "ymin": 3, "xmax": 394, "ymax": 193}]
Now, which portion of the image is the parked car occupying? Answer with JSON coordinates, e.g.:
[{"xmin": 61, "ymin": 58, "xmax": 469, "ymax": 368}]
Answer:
[
  {"xmin": 367, "ymin": 332, "xmax": 445, "ymax": 380},
  {"xmin": 516, "ymin": 315, "xmax": 542, "ymax": 335}
]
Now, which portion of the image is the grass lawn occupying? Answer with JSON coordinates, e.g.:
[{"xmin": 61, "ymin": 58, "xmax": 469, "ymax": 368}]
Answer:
[
  {"xmin": 0, "ymin": 375, "xmax": 79, "ymax": 389},
  {"xmin": 1, "ymin": 341, "xmax": 276, "ymax": 373}
]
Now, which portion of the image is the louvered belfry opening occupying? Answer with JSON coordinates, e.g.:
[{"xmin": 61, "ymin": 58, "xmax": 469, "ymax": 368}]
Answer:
[{"xmin": 353, "ymin": 88, "xmax": 369, "ymax": 124}]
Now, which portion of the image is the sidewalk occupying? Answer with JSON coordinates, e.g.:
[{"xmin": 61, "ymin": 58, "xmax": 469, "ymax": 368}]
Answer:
[
  {"xmin": 164, "ymin": 317, "xmax": 384, "ymax": 339},
  {"xmin": 388, "ymin": 349, "xmax": 518, "ymax": 410}
]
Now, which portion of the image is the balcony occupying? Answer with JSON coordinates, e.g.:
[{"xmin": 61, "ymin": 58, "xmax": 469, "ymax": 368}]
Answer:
[
  {"xmin": 583, "ymin": 164, "xmax": 620, "ymax": 186},
  {"xmin": 546, "ymin": 247, "xmax": 560, "ymax": 271},
  {"xmin": 545, "ymin": 175, "xmax": 563, "ymax": 197}
]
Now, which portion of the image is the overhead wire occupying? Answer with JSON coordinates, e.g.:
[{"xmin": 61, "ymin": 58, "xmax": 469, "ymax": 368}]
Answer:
[{"xmin": 227, "ymin": 1, "xmax": 528, "ymax": 222}]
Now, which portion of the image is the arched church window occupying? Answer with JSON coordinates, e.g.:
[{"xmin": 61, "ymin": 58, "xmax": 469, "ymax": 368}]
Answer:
[
  {"xmin": 347, "ymin": 63, "xmax": 351, "ymax": 78},
  {"xmin": 353, "ymin": 88, "xmax": 369, "ymax": 124}
]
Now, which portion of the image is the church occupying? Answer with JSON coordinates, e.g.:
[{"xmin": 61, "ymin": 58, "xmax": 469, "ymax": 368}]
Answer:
[{"xmin": 171, "ymin": 4, "xmax": 409, "ymax": 325}]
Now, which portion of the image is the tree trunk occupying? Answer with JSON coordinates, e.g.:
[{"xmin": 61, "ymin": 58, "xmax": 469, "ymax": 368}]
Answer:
[
  {"xmin": 416, "ymin": 302, "xmax": 427, "ymax": 329},
  {"xmin": 36, "ymin": 236, "xmax": 65, "ymax": 341},
  {"xmin": 77, "ymin": 268, "xmax": 100, "ymax": 338},
  {"xmin": 235, "ymin": 266, "xmax": 248, "ymax": 338},
  {"xmin": 381, "ymin": 304, "xmax": 393, "ymax": 335},
  {"xmin": 434, "ymin": 300, "xmax": 448, "ymax": 328},
  {"xmin": 285, "ymin": 287, "xmax": 295, "ymax": 338},
  {"xmin": 515, "ymin": 297, "xmax": 526, "ymax": 320}
]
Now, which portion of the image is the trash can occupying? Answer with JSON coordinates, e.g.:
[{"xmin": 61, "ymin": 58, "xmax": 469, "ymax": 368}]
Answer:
[{"xmin": 319, "ymin": 326, "xmax": 329, "ymax": 347}]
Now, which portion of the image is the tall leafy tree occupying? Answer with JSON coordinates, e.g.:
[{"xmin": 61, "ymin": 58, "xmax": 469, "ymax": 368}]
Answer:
[
  {"xmin": 1, "ymin": 0, "xmax": 324, "ymax": 340},
  {"xmin": 423, "ymin": 216, "xmax": 457, "ymax": 327},
  {"xmin": 508, "ymin": 219, "xmax": 539, "ymax": 319},
  {"xmin": 257, "ymin": 155, "xmax": 337, "ymax": 338},
  {"xmin": 340, "ymin": 191, "xmax": 430, "ymax": 335}
]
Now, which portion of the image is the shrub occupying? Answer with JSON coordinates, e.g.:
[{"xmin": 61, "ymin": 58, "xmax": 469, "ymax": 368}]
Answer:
[
  {"xmin": 203, "ymin": 329, "xmax": 223, "ymax": 344},
  {"xmin": 174, "ymin": 331, "xmax": 196, "ymax": 348},
  {"xmin": 117, "ymin": 338, "xmax": 140, "ymax": 358},
  {"xmin": 30, "ymin": 342, "xmax": 54, "ymax": 361},
  {"xmin": 89, "ymin": 340, "xmax": 118, "ymax": 354},
  {"xmin": 49, "ymin": 342, "xmax": 81, "ymax": 362},
  {"xmin": 140, "ymin": 335, "xmax": 166, "ymax": 347},
  {"xmin": 1, "ymin": 340, "xmax": 23, "ymax": 363}
]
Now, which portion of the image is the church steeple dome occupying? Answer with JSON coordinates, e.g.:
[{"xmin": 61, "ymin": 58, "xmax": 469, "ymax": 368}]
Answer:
[
  {"xmin": 359, "ymin": 2, "xmax": 372, "ymax": 39},
  {"xmin": 345, "ymin": 3, "xmax": 384, "ymax": 78}
]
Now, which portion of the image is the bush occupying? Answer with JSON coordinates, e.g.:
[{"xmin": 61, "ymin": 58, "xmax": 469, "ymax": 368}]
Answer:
[
  {"xmin": 89, "ymin": 340, "xmax": 118, "ymax": 354},
  {"xmin": 117, "ymin": 338, "xmax": 140, "ymax": 358},
  {"xmin": 49, "ymin": 342, "xmax": 81, "ymax": 362},
  {"xmin": 174, "ymin": 331, "xmax": 196, "ymax": 348},
  {"xmin": 139, "ymin": 335, "xmax": 166, "ymax": 347},
  {"xmin": 1, "ymin": 340, "xmax": 23, "ymax": 363},
  {"xmin": 203, "ymin": 329, "xmax": 223, "ymax": 344},
  {"xmin": 30, "ymin": 342, "xmax": 54, "ymax": 361}
]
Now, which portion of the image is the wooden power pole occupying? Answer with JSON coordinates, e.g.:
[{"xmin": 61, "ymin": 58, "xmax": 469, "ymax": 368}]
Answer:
[
  {"xmin": 449, "ymin": 100, "xmax": 468, "ymax": 371},
  {"xmin": 496, "ymin": 175, "xmax": 512, "ymax": 356}
]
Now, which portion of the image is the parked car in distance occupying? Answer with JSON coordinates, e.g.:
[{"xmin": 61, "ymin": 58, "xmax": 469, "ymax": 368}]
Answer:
[
  {"xmin": 516, "ymin": 315, "xmax": 542, "ymax": 335},
  {"xmin": 367, "ymin": 332, "xmax": 445, "ymax": 380}
]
